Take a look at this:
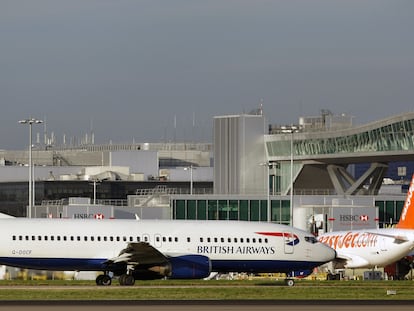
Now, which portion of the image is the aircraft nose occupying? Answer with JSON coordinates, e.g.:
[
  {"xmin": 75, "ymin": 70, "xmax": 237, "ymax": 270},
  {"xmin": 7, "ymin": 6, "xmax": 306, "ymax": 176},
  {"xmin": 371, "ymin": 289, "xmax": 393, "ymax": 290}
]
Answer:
[
  {"xmin": 315, "ymin": 242, "xmax": 336, "ymax": 263},
  {"xmin": 324, "ymin": 245, "xmax": 337, "ymax": 262}
]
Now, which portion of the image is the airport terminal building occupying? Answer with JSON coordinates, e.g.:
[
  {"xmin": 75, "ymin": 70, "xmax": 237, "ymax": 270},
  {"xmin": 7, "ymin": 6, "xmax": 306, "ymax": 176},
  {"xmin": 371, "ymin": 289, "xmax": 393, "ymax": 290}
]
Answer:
[
  {"xmin": 173, "ymin": 111, "xmax": 414, "ymax": 233},
  {"xmin": 1, "ymin": 110, "xmax": 414, "ymax": 234}
]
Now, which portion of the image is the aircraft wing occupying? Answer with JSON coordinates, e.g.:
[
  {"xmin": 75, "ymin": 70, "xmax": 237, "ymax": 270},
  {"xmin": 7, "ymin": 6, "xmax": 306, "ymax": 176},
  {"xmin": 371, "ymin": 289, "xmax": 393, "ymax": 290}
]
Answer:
[
  {"xmin": 366, "ymin": 232, "xmax": 409, "ymax": 244},
  {"xmin": 105, "ymin": 242, "xmax": 211, "ymax": 279},
  {"xmin": 331, "ymin": 253, "xmax": 369, "ymax": 269},
  {"xmin": 107, "ymin": 242, "xmax": 169, "ymax": 266}
]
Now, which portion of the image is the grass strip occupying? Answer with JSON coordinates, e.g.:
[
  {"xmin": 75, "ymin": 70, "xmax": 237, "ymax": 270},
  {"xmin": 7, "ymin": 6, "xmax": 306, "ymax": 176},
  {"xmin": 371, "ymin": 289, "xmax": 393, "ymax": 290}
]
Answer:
[{"xmin": 0, "ymin": 280, "xmax": 413, "ymax": 300}]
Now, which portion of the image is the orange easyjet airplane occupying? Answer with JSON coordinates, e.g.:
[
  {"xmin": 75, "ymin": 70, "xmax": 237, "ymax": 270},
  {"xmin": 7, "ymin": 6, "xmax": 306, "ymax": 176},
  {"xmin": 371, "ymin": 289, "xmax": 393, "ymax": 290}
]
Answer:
[{"xmin": 319, "ymin": 174, "xmax": 414, "ymax": 269}]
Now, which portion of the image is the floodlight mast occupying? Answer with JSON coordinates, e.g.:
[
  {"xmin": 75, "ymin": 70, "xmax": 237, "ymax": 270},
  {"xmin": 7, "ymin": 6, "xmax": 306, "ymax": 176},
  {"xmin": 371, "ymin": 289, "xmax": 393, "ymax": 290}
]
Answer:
[{"xmin": 19, "ymin": 118, "xmax": 43, "ymax": 218}]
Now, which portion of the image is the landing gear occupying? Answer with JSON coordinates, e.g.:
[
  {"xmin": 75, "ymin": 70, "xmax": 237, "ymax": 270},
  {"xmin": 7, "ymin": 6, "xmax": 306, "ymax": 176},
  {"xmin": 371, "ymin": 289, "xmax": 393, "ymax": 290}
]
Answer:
[
  {"xmin": 96, "ymin": 274, "xmax": 112, "ymax": 286},
  {"xmin": 96, "ymin": 271, "xmax": 135, "ymax": 286},
  {"xmin": 285, "ymin": 279, "xmax": 295, "ymax": 286},
  {"xmin": 119, "ymin": 273, "xmax": 135, "ymax": 286}
]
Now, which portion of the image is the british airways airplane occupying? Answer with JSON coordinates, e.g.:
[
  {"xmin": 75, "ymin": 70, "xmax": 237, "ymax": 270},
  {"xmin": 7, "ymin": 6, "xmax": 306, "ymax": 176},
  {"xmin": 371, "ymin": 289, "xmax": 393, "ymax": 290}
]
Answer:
[
  {"xmin": 0, "ymin": 218, "xmax": 335, "ymax": 286},
  {"xmin": 318, "ymin": 174, "xmax": 414, "ymax": 270}
]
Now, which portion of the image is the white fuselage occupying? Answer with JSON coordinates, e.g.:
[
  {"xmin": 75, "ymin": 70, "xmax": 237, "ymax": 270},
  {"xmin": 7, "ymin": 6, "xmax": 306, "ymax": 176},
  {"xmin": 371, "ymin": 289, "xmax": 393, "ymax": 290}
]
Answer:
[
  {"xmin": 0, "ymin": 218, "xmax": 335, "ymax": 274},
  {"xmin": 318, "ymin": 228, "xmax": 414, "ymax": 269}
]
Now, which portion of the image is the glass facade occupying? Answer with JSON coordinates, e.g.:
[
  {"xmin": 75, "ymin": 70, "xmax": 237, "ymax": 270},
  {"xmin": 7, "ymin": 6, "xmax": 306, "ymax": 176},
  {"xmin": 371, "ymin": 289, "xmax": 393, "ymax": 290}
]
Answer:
[
  {"xmin": 173, "ymin": 198, "xmax": 405, "ymax": 228},
  {"xmin": 375, "ymin": 199, "xmax": 405, "ymax": 228},
  {"xmin": 173, "ymin": 198, "xmax": 291, "ymax": 225},
  {"xmin": 267, "ymin": 119, "xmax": 414, "ymax": 158},
  {"xmin": 0, "ymin": 180, "xmax": 213, "ymax": 217}
]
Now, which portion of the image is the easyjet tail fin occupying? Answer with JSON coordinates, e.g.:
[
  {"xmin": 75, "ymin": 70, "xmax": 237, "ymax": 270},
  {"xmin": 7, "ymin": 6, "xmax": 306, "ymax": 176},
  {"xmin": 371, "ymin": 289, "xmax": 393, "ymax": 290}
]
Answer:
[{"xmin": 396, "ymin": 174, "xmax": 414, "ymax": 229}]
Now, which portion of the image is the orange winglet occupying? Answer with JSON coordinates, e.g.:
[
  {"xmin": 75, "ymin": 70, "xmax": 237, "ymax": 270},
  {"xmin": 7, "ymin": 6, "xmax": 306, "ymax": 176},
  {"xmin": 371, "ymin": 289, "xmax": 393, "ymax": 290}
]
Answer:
[{"xmin": 396, "ymin": 174, "xmax": 414, "ymax": 229}]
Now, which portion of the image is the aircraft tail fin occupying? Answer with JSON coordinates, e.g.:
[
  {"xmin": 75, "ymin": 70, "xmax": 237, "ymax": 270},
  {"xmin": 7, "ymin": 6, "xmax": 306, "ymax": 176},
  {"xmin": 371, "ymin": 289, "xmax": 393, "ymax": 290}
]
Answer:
[{"xmin": 396, "ymin": 174, "xmax": 414, "ymax": 229}]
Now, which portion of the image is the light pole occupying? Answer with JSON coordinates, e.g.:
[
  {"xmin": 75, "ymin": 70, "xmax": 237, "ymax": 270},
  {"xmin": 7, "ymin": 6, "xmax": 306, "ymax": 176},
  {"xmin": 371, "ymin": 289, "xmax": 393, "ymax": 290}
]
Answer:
[
  {"xmin": 260, "ymin": 162, "xmax": 272, "ymax": 222},
  {"xmin": 91, "ymin": 178, "xmax": 100, "ymax": 205},
  {"xmin": 281, "ymin": 125, "xmax": 298, "ymax": 226},
  {"xmin": 184, "ymin": 165, "xmax": 195, "ymax": 195},
  {"xmin": 290, "ymin": 131, "xmax": 294, "ymax": 226},
  {"xmin": 19, "ymin": 117, "xmax": 43, "ymax": 218}
]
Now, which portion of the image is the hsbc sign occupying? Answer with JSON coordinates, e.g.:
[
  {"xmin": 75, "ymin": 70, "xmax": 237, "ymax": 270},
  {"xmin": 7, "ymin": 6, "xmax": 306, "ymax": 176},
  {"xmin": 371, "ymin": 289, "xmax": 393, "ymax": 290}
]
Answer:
[
  {"xmin": 339, "ymin": 214, "xmax": 369, "ymax": 222},
  {"xmin": 330, "ymin": 207, "xmax": 377, "ymax": 231}
]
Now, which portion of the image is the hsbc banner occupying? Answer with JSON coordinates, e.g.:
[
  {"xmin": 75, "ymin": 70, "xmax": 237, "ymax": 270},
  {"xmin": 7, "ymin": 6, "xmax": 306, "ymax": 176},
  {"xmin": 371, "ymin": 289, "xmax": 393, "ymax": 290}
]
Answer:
[
  {"xmin": 330, "ymin": 207, "xmax": 378, "ymax": 231},
  {"xmin": 67, "ymin": 205, "xmax": 113, "ymax": 220}
]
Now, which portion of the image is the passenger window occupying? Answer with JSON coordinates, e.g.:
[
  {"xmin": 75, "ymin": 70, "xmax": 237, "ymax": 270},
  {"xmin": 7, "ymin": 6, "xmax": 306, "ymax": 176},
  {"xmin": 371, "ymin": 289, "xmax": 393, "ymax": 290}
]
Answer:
[
  {"xmin": 187, "ymin": 237, "xmax": 191, "ymax": 242},
  {"xmin": 12, "ymin": 235, "xmax": 16, "ymax": 241},
  {"xmin": 50, "ymin": 236, "xmax": 54, "ymax": 241},
  {"xmin": 175, "ymin": 237, "xmax": 178, "ymax": 242},
  {"xmin": 240, "ymin": 238, "xmax": 244, "ymax": 243}
]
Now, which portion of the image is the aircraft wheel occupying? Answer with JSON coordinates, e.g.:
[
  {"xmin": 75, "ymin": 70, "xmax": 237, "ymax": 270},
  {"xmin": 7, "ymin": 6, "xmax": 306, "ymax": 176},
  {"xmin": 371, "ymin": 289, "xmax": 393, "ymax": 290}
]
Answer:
[
  {"xmin": 101, "ymin": 275, "xmax": 112, "ymax": 286},
  {"xmin": 96, "ymin": 274, "xmax": 112, "ymax": 286},
  {"xmin": 285, "ymin": 279, "xmax": 295, "ymax": 287},
  {"xmin": 119, "ymin": 274, "xmax": 126, "ymax": 285},
  {"xmin": 124, "ymin": 274, "xmax": 135, "ymax": 286},
  {"xmin": 119, "ymin": 274, "xmax": 135, "ymax": 286}
]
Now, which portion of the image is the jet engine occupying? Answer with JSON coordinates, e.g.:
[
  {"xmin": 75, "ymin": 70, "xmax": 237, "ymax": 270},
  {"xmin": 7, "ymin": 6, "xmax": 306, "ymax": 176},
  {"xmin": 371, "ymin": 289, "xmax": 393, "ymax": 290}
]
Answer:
[{"xmin": 166, "ymin": 254, "xmax": 212, "ymax": 279}]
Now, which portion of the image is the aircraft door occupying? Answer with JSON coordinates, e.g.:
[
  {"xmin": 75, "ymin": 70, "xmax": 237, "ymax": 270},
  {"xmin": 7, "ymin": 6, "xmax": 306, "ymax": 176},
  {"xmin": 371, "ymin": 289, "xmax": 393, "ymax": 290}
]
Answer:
[
  {"xmin": 379, "ymin": 235, "xmax": 387, "ymax": 253},
  {"xmin": 283, "ymin": 232, "xmax": 294, "ymax": 254}
]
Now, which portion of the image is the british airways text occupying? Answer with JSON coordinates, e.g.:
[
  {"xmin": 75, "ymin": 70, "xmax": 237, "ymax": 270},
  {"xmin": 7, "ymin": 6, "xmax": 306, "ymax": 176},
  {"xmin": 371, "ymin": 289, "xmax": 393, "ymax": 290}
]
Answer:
[{"xmin": 197, "ymin": 245, "xmax": 276, "ymax": 255}]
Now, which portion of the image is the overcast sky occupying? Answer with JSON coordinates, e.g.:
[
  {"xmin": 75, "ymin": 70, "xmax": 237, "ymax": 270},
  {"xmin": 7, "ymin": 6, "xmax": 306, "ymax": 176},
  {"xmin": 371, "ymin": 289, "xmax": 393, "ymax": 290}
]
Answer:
[{"xmin": 1, "ymin": 0, "xmax": 413, "ymax": 149}]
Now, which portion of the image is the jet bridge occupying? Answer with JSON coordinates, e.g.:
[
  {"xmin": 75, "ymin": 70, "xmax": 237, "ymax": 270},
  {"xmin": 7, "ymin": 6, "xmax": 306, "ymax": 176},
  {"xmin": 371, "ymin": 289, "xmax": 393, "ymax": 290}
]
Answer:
[{"xmin": 265, "ymin": 112, "xmax": 414, "ymax": 196}]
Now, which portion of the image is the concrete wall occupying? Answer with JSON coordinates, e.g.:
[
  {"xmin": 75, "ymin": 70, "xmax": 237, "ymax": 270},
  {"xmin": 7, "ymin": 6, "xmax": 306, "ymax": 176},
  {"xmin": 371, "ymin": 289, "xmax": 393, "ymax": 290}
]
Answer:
[{"xmin": 213, "ymin": 114, "xmax": 267, "ymax": 195}]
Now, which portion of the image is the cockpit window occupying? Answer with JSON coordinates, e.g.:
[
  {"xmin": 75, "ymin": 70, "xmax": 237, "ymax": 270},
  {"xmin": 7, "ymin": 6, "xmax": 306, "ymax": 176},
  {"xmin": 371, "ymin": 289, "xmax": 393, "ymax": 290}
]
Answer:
[{"xmin": 305, "ymin": 236, "xmax": 318, "ymax": 244}]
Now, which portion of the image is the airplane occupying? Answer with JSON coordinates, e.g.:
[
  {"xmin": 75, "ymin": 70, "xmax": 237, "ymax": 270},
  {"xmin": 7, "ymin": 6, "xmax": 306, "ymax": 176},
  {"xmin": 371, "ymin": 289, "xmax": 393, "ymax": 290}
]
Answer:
[
  {"xmin": 318, "ymin": 174, "xmax": 414, "ymax": 271},
  {"xmin": 0, "ymin": 218, "xmax": 336, "ymax": 286}
]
